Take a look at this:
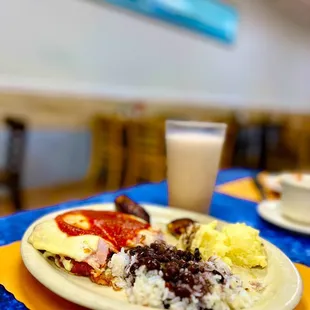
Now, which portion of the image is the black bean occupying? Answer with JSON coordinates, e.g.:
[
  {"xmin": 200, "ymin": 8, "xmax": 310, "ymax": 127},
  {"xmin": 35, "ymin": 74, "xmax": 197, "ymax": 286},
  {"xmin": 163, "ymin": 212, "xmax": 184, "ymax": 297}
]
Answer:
[
  {"xmin": 184, "ymin": 252, "xmax": 194, "ymax": 262},
  {"xmin": 194, "ymin": 248, "xmax": 202, "ymax": 262},
  {"xmin": 165, "ymin": 261, "xmax": 179, "ymax": 271},
  {"xmin": 166, "ymin": 249, "xmax": 175, "ymax": 256},
  {"xmin": 158, "ymin": 255, "xmax": 170, "ymax": 263},
  {"xmin": 150, "ymin": 243, "xmax": 159, "ymax": 250},
  {"xmin": 129, "ymin": 262, "xmax": 140, "ymax": 274},
  {"xmin": 174, "ymin": 285, "xmax": 191, "ymax": 298},
  {"xmin": 137, "ymin": 249, "xmax": 149, "ymax": 258},
  {"xmin": 164, "ymin": 302, "xmax": 170, "ymax": 309},
  {"xmin": 129, "ymin": 248, "xmax": 137, "ymax": 256},
  {"xmin": 163, "ymin": 262, "xmax": 179, "ymax": 281},
  {"xmin": 168, "ymin": 254, "xmax": 178, "ymax": 262},
  {"xmin": 181, "ymin": 272, "xmax": 195, "ymax": 286},
  {"xmin": 147, "ymin": 251, "xmax": 159, "ymax": 260},
  {"xmin": 178, "ymin": 259, "xmax": 188, "ymax": 269},
  {"xmin": 133, "ymin": 246, "xmax": 143, "ymax": 254},
  {"xmin": 176, "ymin": 250, "xmax": 185, "ymax": 258},
  {"xmin": 212, "ymin": 270, "xmax": 224, "ymax": 284},
  {"xmin": 157, "ymin": 245, "xmax": 167, "ymax": 255},
  {"xmin": 188, "ymin": 263, "xmax": 200, "ymax": 274},
  {"xmin": 137, "ymin": 257, "xmax": 148, "ymax": 266},
  {"xmin": 145, "ymin": 259, "xmax": 160, "ymax": 271}
]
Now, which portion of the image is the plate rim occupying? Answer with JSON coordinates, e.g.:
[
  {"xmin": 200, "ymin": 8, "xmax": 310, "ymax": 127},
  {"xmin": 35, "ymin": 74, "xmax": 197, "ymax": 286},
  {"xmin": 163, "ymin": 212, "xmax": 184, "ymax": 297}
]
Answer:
[
  {"xmin": 257, "ymin": 200, "xmax": 310, "ymax": 235},
  {"xmin": 21, "ymin": 203, "xmax": 303, "ymax": 310}
]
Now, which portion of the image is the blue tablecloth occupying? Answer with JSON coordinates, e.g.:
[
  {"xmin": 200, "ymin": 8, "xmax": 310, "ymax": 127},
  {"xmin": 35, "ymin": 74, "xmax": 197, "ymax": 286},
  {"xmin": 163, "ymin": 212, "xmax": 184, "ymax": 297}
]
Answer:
[{"xmin": 1, "ymin": 168, "xmax": 310, "ymax": 309}]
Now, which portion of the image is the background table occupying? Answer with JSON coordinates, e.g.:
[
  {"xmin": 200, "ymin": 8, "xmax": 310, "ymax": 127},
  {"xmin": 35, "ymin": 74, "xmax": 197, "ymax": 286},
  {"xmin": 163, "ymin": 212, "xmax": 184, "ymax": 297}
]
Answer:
[{"xmin": 0, "ymin": 168, "xmax": 309, "ymax": 310}]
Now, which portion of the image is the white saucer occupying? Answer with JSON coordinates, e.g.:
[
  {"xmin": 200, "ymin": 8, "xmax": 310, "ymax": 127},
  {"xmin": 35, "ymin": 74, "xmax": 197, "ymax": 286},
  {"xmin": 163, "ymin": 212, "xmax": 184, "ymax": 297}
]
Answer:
[{"xmin": 257, "ymin": 200, "xmax": 310, "ymax": 234}]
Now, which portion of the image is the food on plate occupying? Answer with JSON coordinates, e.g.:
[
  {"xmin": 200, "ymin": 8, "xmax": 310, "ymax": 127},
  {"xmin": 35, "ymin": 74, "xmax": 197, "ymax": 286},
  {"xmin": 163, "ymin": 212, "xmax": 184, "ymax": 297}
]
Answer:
[
  {"xmin": 109, "ymin": 241, "xmax": 259, "ymax": 309},
  {"xmin": 177, "ymin": 220, "xmax": 267, "ymax": 269},
  {"xmin": 115, "ymin": 195, "xmax": 150, "ymax": 223},
  {"xmin": 28, "ymin": 208, "xmax": 162, "ymax": 283},
  {"xmin": 167, "ymin": 218, "xmax": 196, "ymax": 237},
  {"xmin": 28, "ymin": 197, "xmax": 268, "ymax": 309}
]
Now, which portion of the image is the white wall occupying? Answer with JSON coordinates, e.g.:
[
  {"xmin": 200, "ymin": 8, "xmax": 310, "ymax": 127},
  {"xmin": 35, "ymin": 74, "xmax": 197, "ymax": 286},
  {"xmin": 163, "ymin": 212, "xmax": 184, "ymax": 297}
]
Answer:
[{"xmin": 0, "ymin": 0, "xmax": 309, "ymax": 111}]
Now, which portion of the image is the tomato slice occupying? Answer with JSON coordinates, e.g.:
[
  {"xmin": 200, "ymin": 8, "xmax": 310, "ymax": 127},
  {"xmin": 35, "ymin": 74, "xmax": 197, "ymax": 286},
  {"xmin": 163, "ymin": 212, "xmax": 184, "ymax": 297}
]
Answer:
[{"xmin": 55, "ymin": 210, "xmax": 150, "ymax": 250}]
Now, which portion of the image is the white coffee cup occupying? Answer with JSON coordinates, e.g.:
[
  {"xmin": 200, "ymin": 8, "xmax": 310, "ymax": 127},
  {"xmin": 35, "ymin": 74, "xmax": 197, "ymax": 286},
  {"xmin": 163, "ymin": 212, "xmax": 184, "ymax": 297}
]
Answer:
[{"xmin": 280, "ymin": 174, "xmax": 310, "ymax": 224}]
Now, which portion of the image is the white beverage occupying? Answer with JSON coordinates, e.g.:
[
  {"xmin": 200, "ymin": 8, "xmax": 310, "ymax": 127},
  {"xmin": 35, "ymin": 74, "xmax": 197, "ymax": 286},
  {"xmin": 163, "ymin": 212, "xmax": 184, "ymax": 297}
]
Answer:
[{"xmin": 166, "ymin": 132, "xmax": 225, "ymax": 213}]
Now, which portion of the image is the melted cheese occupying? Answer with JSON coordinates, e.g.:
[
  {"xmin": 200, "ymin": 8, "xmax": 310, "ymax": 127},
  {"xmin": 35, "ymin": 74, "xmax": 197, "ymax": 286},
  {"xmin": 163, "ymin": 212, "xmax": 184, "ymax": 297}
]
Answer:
[
  {"xmin": 28, "ymin": 220, "xmax": 101, "ymax": 262},
  {"xmin": 29, "ymin": 218, "xmax": 163, "ymax": 272}
]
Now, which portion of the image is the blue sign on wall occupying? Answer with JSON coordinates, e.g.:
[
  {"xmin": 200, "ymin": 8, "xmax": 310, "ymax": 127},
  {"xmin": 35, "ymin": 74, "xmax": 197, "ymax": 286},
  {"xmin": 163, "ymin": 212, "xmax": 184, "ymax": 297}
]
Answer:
[{"xmin": 102, "ymin": 0, "xmax": 239, "ymax": 44}]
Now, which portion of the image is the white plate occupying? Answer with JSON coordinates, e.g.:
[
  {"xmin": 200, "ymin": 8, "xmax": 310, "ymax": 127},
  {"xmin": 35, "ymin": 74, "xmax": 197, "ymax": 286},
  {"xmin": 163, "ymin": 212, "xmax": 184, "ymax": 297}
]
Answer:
[
  {"xmin": 21, "ymin": 203, "xmax": 303, "ymax": 310},
  {"xmin": 258, "ymin": 200, "xmax": 310, "ymax": 235}
]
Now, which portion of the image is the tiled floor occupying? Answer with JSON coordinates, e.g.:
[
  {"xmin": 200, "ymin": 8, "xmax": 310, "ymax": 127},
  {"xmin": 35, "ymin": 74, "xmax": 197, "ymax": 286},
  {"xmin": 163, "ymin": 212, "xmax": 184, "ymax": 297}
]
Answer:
[{"xmin": 0, "ymin": 181, "xmax": 104, "ymax": 217}]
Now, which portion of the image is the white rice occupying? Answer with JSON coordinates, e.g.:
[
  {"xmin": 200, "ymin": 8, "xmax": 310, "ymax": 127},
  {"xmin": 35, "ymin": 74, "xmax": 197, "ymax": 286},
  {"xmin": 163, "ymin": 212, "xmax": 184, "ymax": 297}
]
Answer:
[
  {"xmin": 109, "ymin": 251, "xmax": 257, "ymax": 310},
  {"xmin": 127, "ymin": 267, "xmax": 169, "ymax": 308}
]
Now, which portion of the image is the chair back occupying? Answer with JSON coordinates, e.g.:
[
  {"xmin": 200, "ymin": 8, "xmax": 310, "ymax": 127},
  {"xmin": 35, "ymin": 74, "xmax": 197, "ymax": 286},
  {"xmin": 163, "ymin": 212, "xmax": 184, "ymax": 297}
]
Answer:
[
  {"xmin": 5, "ymin": 117, "xmax": 27, "ymax": 177},
  {"xmin": 124, "ymin": 118, "xmax": 166, "ymax": 186},
  {"xmin": 87, "ymin": 115, "xmax": 125, "ymax": 190},
  {"xmin": 232, "ymin": 112, "xmax": 269, "ymax": 169}
]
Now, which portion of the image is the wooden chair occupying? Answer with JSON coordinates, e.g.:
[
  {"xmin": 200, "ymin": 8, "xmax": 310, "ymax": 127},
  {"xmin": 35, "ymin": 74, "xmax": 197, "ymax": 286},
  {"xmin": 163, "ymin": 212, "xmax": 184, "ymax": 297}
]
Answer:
[
  {"xmin": 249, "ymin": 113, "xmax": 305, "ymax": 172},
  {"xmin": 87, "ymin": 115, "xmax": 125, "ymax": 191},
  {"xmin": 290, "ymin": 115, "xmax": 310, "ymax": 171},
  {"xmin": 232, "ymin": 112, "xmax": 306, "ymax": 171},
  {"xmin": 232, "ymin": 111, "xmax": 270, "ymax": 169},
  {"xmin": 123, "ymin": 118, "xmax": 166, "ymax": 187},
  {"xmin": 263, "ymin": 114, "xmax": 297, "ymax": 171},
  {"xmin": 0, "ymin": 117, "xmax": 27, "ymax": 210}
]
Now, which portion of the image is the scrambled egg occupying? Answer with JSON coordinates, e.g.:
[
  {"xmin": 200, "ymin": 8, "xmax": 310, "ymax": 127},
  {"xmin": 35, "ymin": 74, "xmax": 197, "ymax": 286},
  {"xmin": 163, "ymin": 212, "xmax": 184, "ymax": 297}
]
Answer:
[{"xmin": 189, "ymin": 221, "xmax": 267, "ymax": 268}]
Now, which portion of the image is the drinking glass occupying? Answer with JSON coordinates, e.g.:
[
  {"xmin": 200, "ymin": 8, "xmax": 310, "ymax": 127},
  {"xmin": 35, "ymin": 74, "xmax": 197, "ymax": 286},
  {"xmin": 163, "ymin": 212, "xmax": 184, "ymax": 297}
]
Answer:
[{"xmin": 165, "ymin": 120, "xmax": 227, "ymax": 213}]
